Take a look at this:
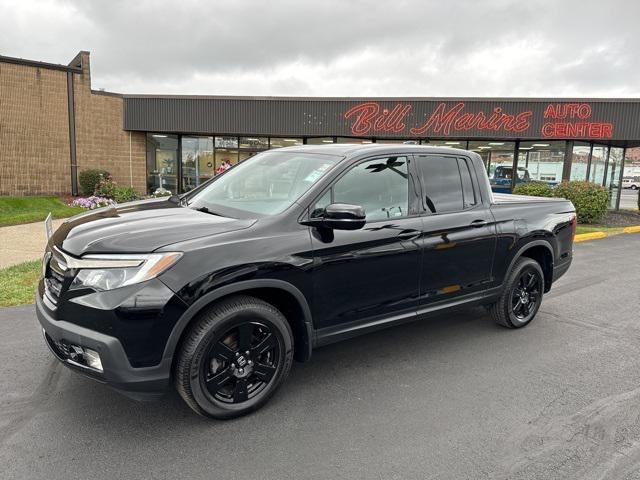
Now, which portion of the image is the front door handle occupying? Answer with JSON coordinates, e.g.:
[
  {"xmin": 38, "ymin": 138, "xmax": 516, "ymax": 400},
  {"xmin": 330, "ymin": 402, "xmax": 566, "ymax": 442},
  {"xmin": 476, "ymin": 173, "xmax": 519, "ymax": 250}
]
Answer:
[{"xmin": 471, "ymin": 219, "xmax": 488, "ymax": 228}]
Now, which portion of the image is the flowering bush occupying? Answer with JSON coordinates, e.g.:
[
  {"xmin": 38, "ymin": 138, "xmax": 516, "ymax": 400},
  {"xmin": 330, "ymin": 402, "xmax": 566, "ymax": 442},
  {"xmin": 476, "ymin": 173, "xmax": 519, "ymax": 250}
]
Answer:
[
  {"xmin": 79, "ymin": 169, "xmax": 110, "ymax": 196},
  {"xmin": 114, "ymin": 186, "xmax": 139, "ymax": 203},
  {"xmin": 69, "ymin": 196, "xmax": 116, "ymax": 210},
  {"xmin": 152, "ymin": 188, "xmax": 172, "ymax": 197},
  {"xmin": 94, "ymin": 174, "xmax": 117, "ymax": 199}
]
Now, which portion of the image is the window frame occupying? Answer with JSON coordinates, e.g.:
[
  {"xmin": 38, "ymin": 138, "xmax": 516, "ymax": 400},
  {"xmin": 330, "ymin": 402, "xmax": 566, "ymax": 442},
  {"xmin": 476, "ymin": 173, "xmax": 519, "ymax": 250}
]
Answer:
[
  {"xmin": 412, "ymin": 153, "xmax": 483, "ymax": 216},
  {"xmin": 306, "ymin": 154, "xmax": 422, "ymax": 224}
]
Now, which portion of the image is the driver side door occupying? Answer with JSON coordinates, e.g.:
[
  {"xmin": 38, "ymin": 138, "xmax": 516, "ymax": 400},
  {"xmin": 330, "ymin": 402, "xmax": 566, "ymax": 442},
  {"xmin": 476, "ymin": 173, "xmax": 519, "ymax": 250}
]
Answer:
[{"xmin": 308, "ymin": 155, "xmax": 424, "ymax": 341}]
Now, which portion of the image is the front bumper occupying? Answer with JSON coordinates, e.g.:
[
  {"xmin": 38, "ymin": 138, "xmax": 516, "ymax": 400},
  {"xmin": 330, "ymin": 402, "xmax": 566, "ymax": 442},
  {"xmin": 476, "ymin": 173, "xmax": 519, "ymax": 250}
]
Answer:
[{"xmin": 36, "ymin": 292, "xmax": 172, "ymax": 400}]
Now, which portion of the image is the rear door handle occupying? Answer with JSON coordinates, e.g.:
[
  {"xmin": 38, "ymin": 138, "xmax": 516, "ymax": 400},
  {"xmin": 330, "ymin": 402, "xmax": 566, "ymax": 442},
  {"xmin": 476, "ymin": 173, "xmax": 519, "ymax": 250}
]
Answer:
[{"xmin": 471, "ymin": 219, "xmax": 488, "ymax": 228}]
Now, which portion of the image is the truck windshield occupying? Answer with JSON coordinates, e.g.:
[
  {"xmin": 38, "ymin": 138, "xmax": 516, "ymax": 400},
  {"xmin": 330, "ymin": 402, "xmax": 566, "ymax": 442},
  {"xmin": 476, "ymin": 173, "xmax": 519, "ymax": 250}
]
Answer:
[{"xmin": 187, "ymin": 150, "xmax": 341, "ymax": 217}]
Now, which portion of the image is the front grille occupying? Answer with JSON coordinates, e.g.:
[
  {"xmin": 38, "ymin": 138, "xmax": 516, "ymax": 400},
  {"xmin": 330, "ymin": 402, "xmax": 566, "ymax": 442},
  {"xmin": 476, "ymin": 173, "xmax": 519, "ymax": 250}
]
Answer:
[{"xmin": 44, "ymin": 249, "xmax": 68, "ymax": 305}]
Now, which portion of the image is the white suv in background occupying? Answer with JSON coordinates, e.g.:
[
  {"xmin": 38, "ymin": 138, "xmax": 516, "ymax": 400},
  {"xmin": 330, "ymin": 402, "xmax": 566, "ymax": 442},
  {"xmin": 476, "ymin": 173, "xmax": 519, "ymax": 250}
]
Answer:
[{"xmin": 622, "ymin": 176, "xmax": 640, "ymax": 189}]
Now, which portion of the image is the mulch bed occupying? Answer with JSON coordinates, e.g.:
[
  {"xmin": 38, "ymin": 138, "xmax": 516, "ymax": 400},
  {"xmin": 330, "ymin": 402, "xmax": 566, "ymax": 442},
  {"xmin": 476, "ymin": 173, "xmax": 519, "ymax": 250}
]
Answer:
[{"xmin": 599, "ymin": 209, "xmax": 640, "ymax": 227}]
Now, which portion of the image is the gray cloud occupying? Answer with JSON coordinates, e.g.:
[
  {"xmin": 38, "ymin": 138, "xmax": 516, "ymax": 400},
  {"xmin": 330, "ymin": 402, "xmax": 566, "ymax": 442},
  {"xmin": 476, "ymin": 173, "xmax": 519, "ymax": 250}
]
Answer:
[{"xmin": 1, "ymin": 0, "xmax": 638, "ymax": 96}]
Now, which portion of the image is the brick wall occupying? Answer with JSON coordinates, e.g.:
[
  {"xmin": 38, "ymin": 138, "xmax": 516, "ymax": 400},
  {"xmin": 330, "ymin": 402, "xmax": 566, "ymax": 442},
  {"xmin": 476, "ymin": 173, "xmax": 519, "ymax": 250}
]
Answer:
[
  {"xmin": 73, "ymin": 52, "xmax": 146, "ymax": 194},
  {"xmin": 0, "ymin": 62, "xmax": 72, "ymax": 195},
  {"xmin": 0, "ymin": 52, "xmax": 147, "ymax": 197}
]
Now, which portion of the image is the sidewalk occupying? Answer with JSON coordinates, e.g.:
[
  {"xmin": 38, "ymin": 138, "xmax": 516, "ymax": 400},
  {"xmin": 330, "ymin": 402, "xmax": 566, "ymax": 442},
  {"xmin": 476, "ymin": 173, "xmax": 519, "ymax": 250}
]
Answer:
[{"xmin": 0, "ymin": 219, "xmax": 65, "ymax": 269}]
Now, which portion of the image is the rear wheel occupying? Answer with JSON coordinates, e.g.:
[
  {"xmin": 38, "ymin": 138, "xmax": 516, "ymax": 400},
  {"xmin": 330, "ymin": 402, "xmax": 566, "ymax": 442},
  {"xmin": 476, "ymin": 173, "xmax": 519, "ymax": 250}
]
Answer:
[
  {"xmin": 174, "ymin": 295, "xmax": 293, "ymax": 419},
  {"xmin": 490, "ymin": 257, "xmax": 544, "ymax": 328}
]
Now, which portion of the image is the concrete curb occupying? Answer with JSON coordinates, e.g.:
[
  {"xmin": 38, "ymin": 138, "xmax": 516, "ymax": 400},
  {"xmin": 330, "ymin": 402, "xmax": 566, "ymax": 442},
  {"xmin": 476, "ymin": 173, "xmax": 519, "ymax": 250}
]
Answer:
[{"xmin": 574, "ymin": 225, "xmax": 640, "ymax": 243}]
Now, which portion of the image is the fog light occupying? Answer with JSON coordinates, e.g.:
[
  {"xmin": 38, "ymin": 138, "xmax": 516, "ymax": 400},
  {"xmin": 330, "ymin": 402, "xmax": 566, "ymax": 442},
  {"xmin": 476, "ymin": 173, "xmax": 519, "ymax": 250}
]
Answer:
[{"xmin": 83, "ymin": 348, "xmax": 103, "ymax": 372}]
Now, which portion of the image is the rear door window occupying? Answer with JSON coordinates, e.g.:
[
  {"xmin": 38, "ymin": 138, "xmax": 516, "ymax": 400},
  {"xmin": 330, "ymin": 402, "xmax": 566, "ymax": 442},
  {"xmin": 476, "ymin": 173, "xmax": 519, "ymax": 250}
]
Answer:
[
  {"xmin": 415, "ymin": 155, "xmax": 465, "ymax": 214},
  {"xmin": 457, "ymin": 157, "xmax": 477, "ymax": 208}
]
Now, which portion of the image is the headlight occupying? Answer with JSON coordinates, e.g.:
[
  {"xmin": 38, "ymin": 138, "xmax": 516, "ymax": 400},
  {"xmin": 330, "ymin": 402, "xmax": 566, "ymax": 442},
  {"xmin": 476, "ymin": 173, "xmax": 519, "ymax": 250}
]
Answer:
[{"xmin": 70, "ymin": 252, "xmax": 182, "ymax": 291}]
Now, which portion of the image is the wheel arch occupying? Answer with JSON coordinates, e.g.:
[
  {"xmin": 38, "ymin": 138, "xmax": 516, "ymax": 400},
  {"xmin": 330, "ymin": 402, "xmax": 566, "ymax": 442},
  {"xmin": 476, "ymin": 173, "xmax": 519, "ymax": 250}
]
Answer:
[
  {"xmin": 507, "ymin": 240, "xmax": 555, "ymax": 292},
  {"xmin": 164, "ymin": 280, "xmax": 314, "ymax": 365}
]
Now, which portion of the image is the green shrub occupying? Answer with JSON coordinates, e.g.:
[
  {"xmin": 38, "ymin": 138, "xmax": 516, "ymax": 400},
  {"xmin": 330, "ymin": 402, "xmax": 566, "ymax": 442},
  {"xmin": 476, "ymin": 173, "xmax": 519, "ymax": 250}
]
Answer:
[
  {"xmin": 94, "ymin": 174, "xmax": 117, "ymax": 199},
  {"xmin": 554, "ymin": 181, "xmax": 608, "ymax": 224},
  {"xmin": 512, "ymin": 182, "xmax": 554, "ymax": 198},
  {"xmin": 79, "ymin": 169, "xmax": 110, "ymax": 196},
  {"xmin": 113, "ymin": 186, "xmax": 138, "ymax": 204}
]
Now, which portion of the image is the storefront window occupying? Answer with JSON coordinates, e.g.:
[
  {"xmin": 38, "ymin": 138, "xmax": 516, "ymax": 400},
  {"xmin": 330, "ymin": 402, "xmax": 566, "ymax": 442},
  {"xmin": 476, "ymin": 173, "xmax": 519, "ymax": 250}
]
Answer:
[
  {"xmin": 269, "ymin": 138, "xmax": 303, "ymax": 148},
  {"xmin": 518, "ymin": 141, "xmax": 566, "ymax": 185},
  {"xmin": 239, "ymin": 151, "xmax": 259, "ymax": 163},
  {"xmin": 607, "ymin": 147, "xmax": 624, "ymax": 208},
  {"xmin": 239, "ymin": 137, "xmax": 269, "ymax": 149},
  {"xmin": 214, "ymin": 148, "xmax": 238, "ymax": 173},
  {"xmin": 306, "ymin": 137, "xmax": 334, "ymax": 144},
  {"xmin": 589, "ymin": 144, "xmax": 608, "ymax": 185},
  {"xmin": 215, "ymin": 136, "xmax": 238, "ymax": 149},
  {"xmin": 424, "ymin": 140, "xmax": 469, "ymax": 149},
  {"xmin": 570, "ymin": 142, "xmax": 590, "ymax": 181},
  {"xmin": 181, "ymin": 136, "xmax": 214, "ymax": 192},
  {"xmin": 376, "ymin": 139, "xmax": 418, "ymax": 144},
  {"xmin": 146, "ymin": 133, "xmax": 178, "ymax": 194},
  {"xmin": 336, "ymin": 137, "xmax": 373, "ymax": 144},
  {"xmin": 469, "ymin": 141, "xmax": 516, "ymax": 192}
]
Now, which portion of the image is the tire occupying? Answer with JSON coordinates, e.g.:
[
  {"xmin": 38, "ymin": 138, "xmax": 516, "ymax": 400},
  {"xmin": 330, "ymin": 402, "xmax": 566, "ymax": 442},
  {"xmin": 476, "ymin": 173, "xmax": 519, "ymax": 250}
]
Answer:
[
  {"xmin": 490, "ymin": 257, "xmax": 544, "ymax": 329},
  {"xmin": 174, "ymin": 295, "xmax": 294, "ymax": 419}
]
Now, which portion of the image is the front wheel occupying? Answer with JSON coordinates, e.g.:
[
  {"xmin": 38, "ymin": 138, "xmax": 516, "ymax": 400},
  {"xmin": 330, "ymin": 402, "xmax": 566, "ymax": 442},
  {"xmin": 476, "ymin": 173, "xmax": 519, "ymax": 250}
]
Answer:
[
  {"xmin": 490, "ymin": 257, "xmax": 544, "ymax": 328},
  {"xmin": 174, "ymin": 295, "xmax": 293, "ymax": 419}
]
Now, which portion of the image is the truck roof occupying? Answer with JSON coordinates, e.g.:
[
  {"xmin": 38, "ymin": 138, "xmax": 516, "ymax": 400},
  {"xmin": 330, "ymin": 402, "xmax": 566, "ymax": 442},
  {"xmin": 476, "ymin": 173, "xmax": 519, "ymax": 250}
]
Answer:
[{"xmin": 275, "ymin": 143, "xmax": 474, "ymax": 157}]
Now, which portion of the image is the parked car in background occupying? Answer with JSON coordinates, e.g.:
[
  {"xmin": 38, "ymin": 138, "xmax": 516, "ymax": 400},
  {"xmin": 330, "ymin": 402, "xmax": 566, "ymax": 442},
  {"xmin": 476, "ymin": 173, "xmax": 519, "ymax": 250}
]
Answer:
[
  {"xmin": 490, "ymin": 165, "xmax": 531, "ymax": 193},
  {"xmin": 37, "ymin": 144, "xmax": 576, "ymax": 419},
  {"xmin": 622, "ymin": 176, "xmax": 640, "ymax": 189}
]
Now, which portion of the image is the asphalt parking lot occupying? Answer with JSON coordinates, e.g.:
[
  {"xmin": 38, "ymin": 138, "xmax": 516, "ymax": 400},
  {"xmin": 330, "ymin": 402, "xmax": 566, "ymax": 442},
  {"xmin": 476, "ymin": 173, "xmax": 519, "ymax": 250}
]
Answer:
[{"xmin": 1, "ymin": 234, "xmax": 640, "ymax": 480}]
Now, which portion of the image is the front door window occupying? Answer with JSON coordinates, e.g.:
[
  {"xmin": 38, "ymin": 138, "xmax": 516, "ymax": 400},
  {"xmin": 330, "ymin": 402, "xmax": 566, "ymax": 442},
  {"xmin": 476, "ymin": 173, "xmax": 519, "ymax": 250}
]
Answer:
[{"xmin": 314, "ymin": 156, "xmax": 409, "ymax": 222}]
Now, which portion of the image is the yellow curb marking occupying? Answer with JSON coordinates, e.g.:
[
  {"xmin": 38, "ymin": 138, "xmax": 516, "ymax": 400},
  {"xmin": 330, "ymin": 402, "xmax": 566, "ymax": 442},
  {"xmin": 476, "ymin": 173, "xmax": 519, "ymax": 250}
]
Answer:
[
  {"xmin": 574, "ymin": 232, "xmax": 608, "ymax": 243},
  {"xmin": 574, "ymin": 224, "xmax": 640, "ymax": 243}
]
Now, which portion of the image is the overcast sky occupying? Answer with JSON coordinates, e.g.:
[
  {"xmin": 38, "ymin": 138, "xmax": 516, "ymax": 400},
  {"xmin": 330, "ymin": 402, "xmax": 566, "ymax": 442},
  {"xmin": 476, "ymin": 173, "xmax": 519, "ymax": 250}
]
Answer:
[{"xmin": 0, "ymin": 0, "xmax": 638, "ymax": 97}]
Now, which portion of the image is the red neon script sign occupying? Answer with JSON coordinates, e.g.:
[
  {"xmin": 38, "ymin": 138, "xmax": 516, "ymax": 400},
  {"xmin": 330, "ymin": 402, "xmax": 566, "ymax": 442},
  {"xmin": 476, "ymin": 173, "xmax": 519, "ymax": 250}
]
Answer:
[
  {"xmin": 344, "ymin": 102, "xmax": 532, "ymax": 136},
  {"xmin": 344, "ymin": 103, "xmax": 412, "ymax": 136},
  {"xmin": 410, "ymin": 102, "xmax": 532, "ymax": 135}
]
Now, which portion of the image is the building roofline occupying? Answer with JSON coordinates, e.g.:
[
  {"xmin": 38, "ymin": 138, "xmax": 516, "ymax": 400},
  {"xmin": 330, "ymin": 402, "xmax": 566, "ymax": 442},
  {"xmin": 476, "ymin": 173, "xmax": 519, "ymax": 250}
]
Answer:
[
  {"xmin": 91, "ymin": 89, "xmax": 122, "ymax": 98},
  {"xmin": 122, "ymin": 93, "xmax": 640, "ymax": 103},
  {"xmin": 0, "ymin": 54, "xmax": 83, "ymax": 73}
]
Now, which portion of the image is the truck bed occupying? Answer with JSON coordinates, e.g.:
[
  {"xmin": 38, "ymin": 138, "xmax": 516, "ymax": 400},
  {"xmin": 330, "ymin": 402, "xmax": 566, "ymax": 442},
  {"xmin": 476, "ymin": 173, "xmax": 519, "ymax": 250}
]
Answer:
[{"xmin": 492, "ymin": 193, "xmax": 571, "ymax": 205}]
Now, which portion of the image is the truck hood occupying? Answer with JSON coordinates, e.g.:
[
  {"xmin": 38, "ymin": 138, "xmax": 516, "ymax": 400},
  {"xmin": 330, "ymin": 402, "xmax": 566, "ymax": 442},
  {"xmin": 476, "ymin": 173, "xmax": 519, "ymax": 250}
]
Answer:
[{"xmin": 50, "ymin": 199, "xmax": 256, "ymax": 256}]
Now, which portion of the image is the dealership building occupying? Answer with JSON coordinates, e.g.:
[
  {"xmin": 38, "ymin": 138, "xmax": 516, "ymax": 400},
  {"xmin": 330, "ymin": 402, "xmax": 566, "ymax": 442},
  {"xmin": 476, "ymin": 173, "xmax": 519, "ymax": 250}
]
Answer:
[{"xmin": 2, "ymin": 51, "xmax": 640, "ymax": 209}]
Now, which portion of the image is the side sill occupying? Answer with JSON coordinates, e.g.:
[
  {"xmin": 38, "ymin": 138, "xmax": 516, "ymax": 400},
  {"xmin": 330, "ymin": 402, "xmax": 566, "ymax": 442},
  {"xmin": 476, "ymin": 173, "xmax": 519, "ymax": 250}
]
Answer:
[{"xmin": 315, "ymin": 287, "xmax": 502, "ymax": 348}]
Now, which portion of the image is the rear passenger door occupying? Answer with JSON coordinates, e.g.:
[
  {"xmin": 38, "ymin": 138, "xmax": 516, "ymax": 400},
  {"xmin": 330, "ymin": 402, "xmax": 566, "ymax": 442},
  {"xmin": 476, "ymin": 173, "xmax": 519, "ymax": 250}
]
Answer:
[{"xmin": 413, "ymin": 154, "xmax": 496, "ymax": 306}]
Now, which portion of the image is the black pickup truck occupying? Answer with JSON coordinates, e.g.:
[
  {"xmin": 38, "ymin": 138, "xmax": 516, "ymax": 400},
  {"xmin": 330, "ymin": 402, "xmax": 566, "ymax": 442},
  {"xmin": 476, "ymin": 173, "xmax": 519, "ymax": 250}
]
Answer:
[{"xmin": 37, "ymin": 144, "xmax": 576, "ymax": 419}]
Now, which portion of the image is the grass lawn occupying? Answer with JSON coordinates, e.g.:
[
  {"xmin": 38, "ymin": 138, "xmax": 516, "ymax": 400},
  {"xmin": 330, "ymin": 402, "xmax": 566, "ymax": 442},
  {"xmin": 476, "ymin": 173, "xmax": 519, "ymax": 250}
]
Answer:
[
  {"xmin": 0, "ymin": 261, "xmax": 40, "ymax": 307},
  {"xmin": 575, "ymin": 225, "xmax": 626, "ymax": 235},
  {"xmin": 0, "ymin": 196, "xmax": 84, "ymax": 227}
]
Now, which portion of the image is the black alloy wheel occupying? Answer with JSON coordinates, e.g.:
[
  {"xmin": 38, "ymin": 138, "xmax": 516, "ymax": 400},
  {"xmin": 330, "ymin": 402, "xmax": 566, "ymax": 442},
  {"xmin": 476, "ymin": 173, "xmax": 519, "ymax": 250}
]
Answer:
[
  {"xmin": 202, "ymin": 321, "xmax": 280, "ymax": 404},
  {"xmin": 510, "ymin": 268, "xmax": 542, "ymax": 322},
  {"xmin": 175, "ymin": 295, "xmax": 293, "ymax": 419},
  {"xmin": 490, "ymin": 257, "xmax": 545, "ymax": 328}
]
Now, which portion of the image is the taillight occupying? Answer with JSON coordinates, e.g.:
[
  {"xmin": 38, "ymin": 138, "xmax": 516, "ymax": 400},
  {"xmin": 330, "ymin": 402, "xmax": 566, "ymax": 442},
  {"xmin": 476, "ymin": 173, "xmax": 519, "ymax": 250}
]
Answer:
[{"xmin": 570, "ymin": 214, "xmax": 577, "ymax": 242}]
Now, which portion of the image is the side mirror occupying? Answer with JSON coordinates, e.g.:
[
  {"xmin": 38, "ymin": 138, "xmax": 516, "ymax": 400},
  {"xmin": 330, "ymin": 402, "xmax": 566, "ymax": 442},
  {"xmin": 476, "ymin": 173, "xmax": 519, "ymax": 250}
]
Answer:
[{"xmin": 304, "ymin": 203, "xmax": 366, "ymax": 230}]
